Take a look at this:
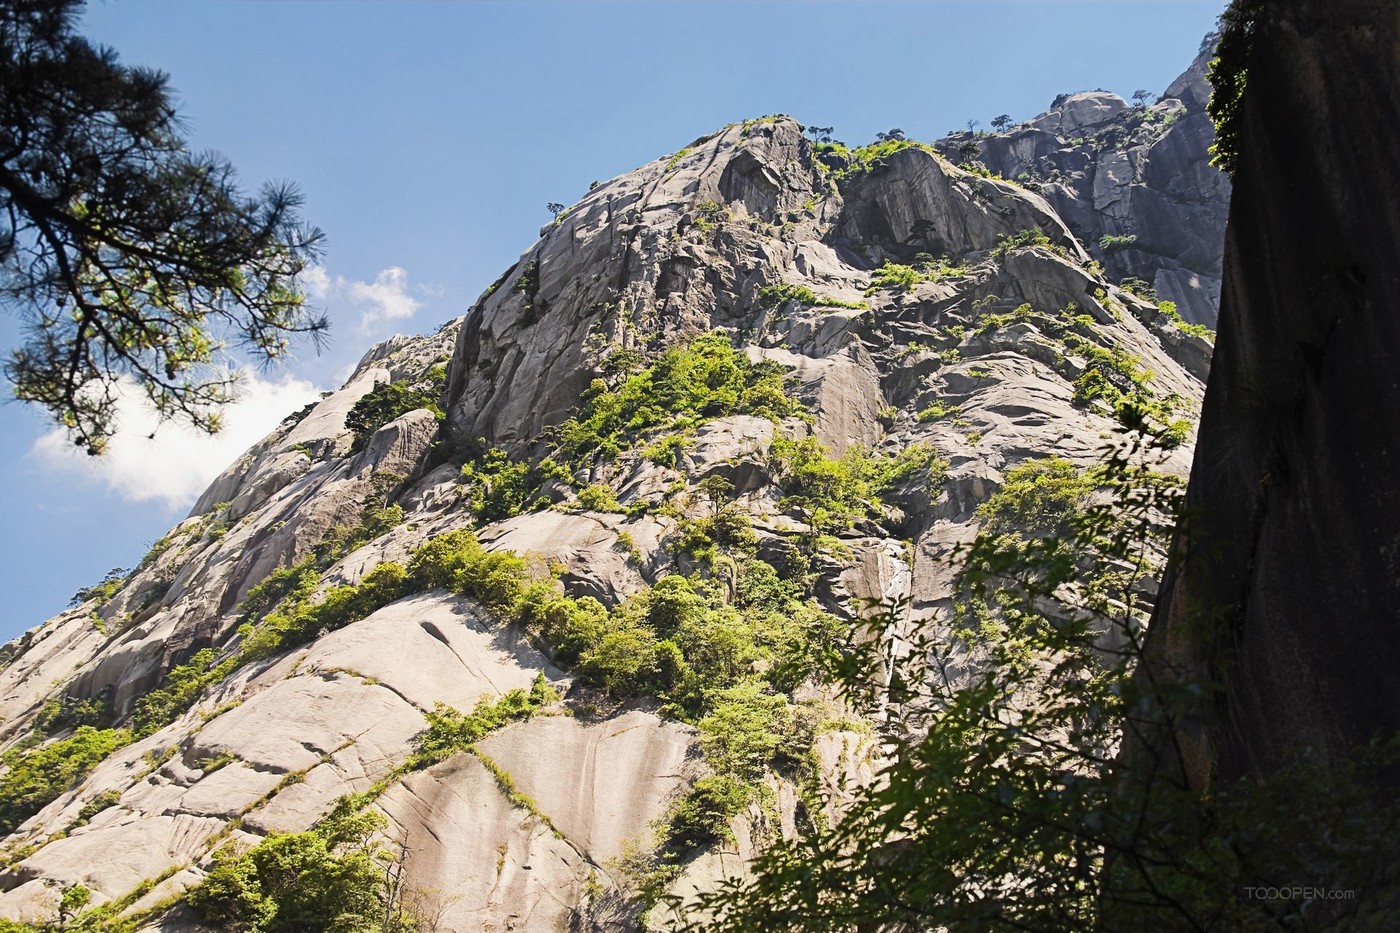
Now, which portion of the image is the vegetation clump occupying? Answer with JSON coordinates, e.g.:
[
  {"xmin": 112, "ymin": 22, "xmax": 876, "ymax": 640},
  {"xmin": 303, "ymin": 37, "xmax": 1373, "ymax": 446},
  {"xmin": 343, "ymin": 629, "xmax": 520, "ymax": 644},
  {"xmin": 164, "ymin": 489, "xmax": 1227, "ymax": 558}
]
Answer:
[
  {"xmin": 1206, "ymin": 1, "xmax": 1261, "ymax": 176},
  {"xmin": 990, "ymin": 227, "xmax": 1053, "ymax": 260},
  {"xmin": 343, "ymin": 364, "xmax": 446, "ymax": 452},
  {"xmin": 459, "ymin": 446, "xmax": 569, "ymax": 522},
  {"xmin": 415, "ymin": 674, "xmax": 559, "ymax": 765},
  {"xmin": 816, "ymin": 137, "xmax": 938, "ymax": 181},
  {"xmin": 864, "ymin": 255, "xmax": 969, "ymax": 294},
  {"xmin": 769, "ymin": 435, "xmax": 946, "ymax": 545},
  {"xmin": 757, "ymin": 282, "xmax": 867, "ymax": 311},
  {"xmin": 1155, "ymin": 299, "xmax": 1215, "ymax": 341},
  {"xmin": 188, "ymin": 809, "xmax": 405, "ymax": 932},
  {"xmin": 0, "ymin": 726, "xmax": 132, "ymax": 836},
  {"xmin": 556, "ymin": 331, "xmax": 802, "ymax": 466}
]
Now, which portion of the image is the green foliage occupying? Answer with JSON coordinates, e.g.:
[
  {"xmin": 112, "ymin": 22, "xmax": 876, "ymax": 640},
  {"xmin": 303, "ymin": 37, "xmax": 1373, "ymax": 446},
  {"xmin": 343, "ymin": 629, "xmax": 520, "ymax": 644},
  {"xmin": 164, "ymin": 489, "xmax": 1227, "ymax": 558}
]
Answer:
[
  {"xmin": 459, "ymin": 446, "xmax": 566, "ymax": 521},
  {"xmin": 979, "ymin": 456, "xmax": 1089, "ymax": 530},
  {"xmin": 57, "ymin": 883, "xmax": 90, "ymax": 927},
  {"xmin": 1098, "ymin": 233, "xmax": 1138, "ymax": 251},
  {"xmin": 664, "ymin": 775, "xmax": 752, "ymax": 852},
  {"xmin": 697, "ymin": 682, "xmax": 796, "ymax": 783},
  {"xmin": 409, "ymin": 522, "xmax": 838, "ymax": 731},
  {"xmin": 240, "ymin": 560, "xmax": 319, "ymax": 621},
  {"xmin": 0, "ymin": 0, "xmax": 327, "ymax": 453},
  {"xmin": 695, "ymin": 421, "xmax": 1400, "ymax": 930},
  {"xmin": 131, "ymin": 648, "xmax": 237, "ymax": 736},
  {"xmin": 555, "ymin": 332, "xmax": 802, "ymax": 467},
  {"xmin": 1119, "ymin": 276, "xmax": 1157, "ymax": 300},
  {"xmin": 1069, "ymin": 341, "xmax": 1190, "ymax": 447},
  {"xmin": 664, "ymin": 147, "xmax": 692, "ymax": 173},
  {"xmin": 823, "ymin": 137, "xmax": 937, "ymax": 181},
  {"xmin": 576, "ymin": 483, "xmax": 623, "ymax": 513},
  {"xmin": 67, "ymin": 567, "xmax": 127, "ymax": 608},
  {"xmin": 990, "ymin": 227, "xmax": 1052, "ymax": 259},
  {"xmin": 864, "ymin": 255, "xmax": 968, "ymax": 295},
  {"xmin": 74, "ymin": 788, "xmax": 122, "ymax": 825},
  {"xmin": 0, "ymin": 726, "xmax": 132, "ymax": 835},
  {"xmin": 1206, "ymin": 1, "xmax": 1260, "ymax": 175},
  {"xmin": 240, "ymin": 563, "xmax": 410, "ymax": 662},
  {"xmin": 343, "ymin": 365, "xmax": 446, "ymax": 452},
  {"xmin": 692, "ymin": 199, "xmax": 728, "ymax": 233},
  {"xmin": 769, "ymin": 436, "xmax": 947, "ymax": 542},
  {"xmin": 407, "ymin": 530, "xmax": 530, "ymax": 613},
  {"xmin": 1156, "ymin": 299, "xmax": 1215, "ymax": 341},
  {"xmin": 187, "ymin": 809, "xmax": 393, "ymax": 932},
  {"xmin": 415, "ymin": 674, "xmax": 558, "ymax": 764},
  {"xmin": 641, "ymin": 432, "xmax": 692, "ymax": 468},
  {"xmin": 973, "ymin": 301, "xmax": 1035, "ymax": 337},
  {"xmin": 757, "ymin": 282, "xmax": 867, "ymax": 311},
  {"xmin": 33, "ymin": 693, "xmax": 113, "ymax": 735}
]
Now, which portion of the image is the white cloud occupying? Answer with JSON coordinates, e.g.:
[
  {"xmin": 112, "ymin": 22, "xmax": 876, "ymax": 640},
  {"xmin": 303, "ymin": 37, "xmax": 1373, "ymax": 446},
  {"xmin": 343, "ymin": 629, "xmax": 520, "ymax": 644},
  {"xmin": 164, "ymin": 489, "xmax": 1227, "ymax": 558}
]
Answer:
[
  {"xmin": 30, "ymin": 373, "xmax": 322, "ymax": 511},
  {"xmin": 301, "ymin": 264, "xmax": 424, "ymax": 332}
]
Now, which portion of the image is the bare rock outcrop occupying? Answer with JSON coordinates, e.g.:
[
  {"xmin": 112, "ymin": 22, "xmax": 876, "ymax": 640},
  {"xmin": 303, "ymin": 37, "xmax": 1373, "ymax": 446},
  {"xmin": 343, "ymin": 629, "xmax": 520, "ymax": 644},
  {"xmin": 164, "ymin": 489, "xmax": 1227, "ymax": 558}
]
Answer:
[{"xmin": 952, "ymin": 49, "xmax": 1231, "ymax": 326}]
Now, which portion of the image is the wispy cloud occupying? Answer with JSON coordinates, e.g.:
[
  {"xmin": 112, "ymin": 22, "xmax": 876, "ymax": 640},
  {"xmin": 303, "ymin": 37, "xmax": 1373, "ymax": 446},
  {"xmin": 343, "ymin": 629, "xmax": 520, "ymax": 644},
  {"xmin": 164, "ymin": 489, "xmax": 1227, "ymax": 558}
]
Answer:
[
  {"xmin": 30, "ymin": 373, "xmax": 322, "ymax": 510},
  {"xmin": 301, "ymin": 265, "xmax": 425, "ymax": 332}
]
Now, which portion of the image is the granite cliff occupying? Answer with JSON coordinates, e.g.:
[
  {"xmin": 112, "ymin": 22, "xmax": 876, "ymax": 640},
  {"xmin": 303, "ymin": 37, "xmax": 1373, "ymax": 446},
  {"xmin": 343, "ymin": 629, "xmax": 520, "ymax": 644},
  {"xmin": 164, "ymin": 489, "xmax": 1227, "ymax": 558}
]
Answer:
[
  {"xmin": 946, "ymin": 48, "xmax": 1230, "ymax": 327},
  {"xmin": 0, "ymin": 70, "xmax": 1224, "ymax": 932}
]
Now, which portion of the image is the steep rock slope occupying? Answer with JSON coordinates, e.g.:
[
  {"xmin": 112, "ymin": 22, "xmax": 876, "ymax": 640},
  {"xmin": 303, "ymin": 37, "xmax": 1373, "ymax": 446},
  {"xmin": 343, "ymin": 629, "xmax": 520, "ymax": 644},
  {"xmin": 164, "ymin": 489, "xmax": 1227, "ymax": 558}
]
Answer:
[
  {"xmin": 945, "ymin": 50, "xmax": 1230, "ymax": 327},
  {"xmin": 1143, "ymin": 0, "xmax": 1400, "ymax": 792},
  {"xmin": 0, "ymin": 115, "xmax": 1210, "ymax": 930}
]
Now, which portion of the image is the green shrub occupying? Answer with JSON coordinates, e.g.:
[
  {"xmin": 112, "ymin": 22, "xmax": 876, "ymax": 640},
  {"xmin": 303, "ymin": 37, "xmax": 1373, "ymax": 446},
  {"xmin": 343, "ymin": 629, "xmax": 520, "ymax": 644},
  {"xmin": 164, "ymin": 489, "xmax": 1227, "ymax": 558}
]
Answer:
[
  {"xmin": 769, "ymin": 436, "xmax": 947, "ymax": 539},
  {"xmin": 978, "ymin": 457, "xmax": 1093, "ymax": 540},
  {"xmin": 1120, "ymin": 276, "xmax": 1157, "ymax": 300},
  {"xmin": 408, "ymin": 530, "xmax": 530, "ymax": 613},
  {"xmin": 990, "ymin": 227, "xmax": 1052, "ymax": 259},
  {"xmin": 826, "ymin": 137, "xmax": 938, "ymax": 180},
  {"xmin": 0, "ymin": 726, "xmax": 133, "ymax": 835},
  {"xmin": 74, "ymin": 788, "xmax": 122, "ymax": 825},
  {"xmin": 416, "ymin": 673, "xmax": 558, "ymax": 764},
  {"xmin": 240, "ymin": 563, "xmax": 410, "ymax": 662},
  {"xmin": 578, "ymin": 622, "xmax": 662, "ymax": 696},
  {"xmin": 555, "ymin": 332, "xmax": 802, "ymax": 467},
  {"xmin": 188, "ymin": 809, "xmax": 390, "ymax": 932},
  {"xmin": 864, "ymin": 255, "xmax": 969, "ymax": 295},
  {"xmin": 132, "ymin": 648, "xmax": 238, "ymax": 736},
  {"xmin": 241, "ymin": 560, "xmax": 319, "ymax": 621},
  {"xmin": 758, "ymin": 282, "xmax": 867, "ymax": 311},
  {"xmin": 641, "ymin": 432, "xmax": 692, "ymax": 468},
  {"xmin": 917, "ymin": 401, "xmax": 960, "ymax": 423},
  {"xmin": 1206, "ymin": 1, "xmax": 1259, "ymax": 175},
  {"xmin": 698, "ymin": 682, "xmax": 795, "ymax": 782},
  {"xmin": 33, "ymin": 693, "xmax": 113, "ymax": 735},
  {"xmin": 1156, "ymin": 300, "xmax": 1215, "ymax": 340},
  {"xmin": 665, "ymin": 775, "xmax": 752, "ymax": 851},
  {"xmin": 343, "ymin": 365, "xmax": 446, "ymax": 452},
  {"xmin": 664, "ymin": 147, "xmax": 692, "ymax": 173},
  {"xmin": 576, "ymin": 483, "xmax": 623, "ymax": 513},
  {"xmin": 67, "ymin": 567, "xmax": 127, "ymax": 608},
  {"xmin": 459, "ymin": 447, "xmax": 568, "ymax": 522}
]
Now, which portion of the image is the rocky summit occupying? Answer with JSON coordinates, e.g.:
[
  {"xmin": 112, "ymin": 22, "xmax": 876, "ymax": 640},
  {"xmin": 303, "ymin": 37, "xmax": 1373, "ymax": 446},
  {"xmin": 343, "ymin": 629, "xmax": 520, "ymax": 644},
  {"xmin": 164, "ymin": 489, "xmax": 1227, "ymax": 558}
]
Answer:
[
  {"xmin": 0, "ymin": 58, "xmax": 1222, "ymax": 932},
  {"xmin": 943, "ymin": 46, "xmax": 1230, "ymax": 327}
]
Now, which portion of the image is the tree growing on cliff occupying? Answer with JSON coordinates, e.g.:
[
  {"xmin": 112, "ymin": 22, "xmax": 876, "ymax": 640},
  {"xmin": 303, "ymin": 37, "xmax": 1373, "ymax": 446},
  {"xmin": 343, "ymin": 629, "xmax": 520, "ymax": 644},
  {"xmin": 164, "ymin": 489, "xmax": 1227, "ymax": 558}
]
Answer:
[
  {"xmin": 0, "ymin": 0, "xmax": 326, "ymax": 454},
  {"xmin": 693, "ymin": 416, "xmax": 1400, "ymax": 930}
]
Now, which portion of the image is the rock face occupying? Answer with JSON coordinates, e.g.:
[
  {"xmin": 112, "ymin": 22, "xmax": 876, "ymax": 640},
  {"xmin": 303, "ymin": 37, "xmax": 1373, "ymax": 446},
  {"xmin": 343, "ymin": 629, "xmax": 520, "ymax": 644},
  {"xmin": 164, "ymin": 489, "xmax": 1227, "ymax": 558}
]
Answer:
[
  {"xmin": 950, "ymin": 49, "xmax": 1231, "ymax": 326},
  {"xmin": 1141, "ymin": 0, "xmax": 1400, "ymax": 790},
  {"xmin": 0, "ymin": 89, "xmax": 1219, "ymax": 930}
]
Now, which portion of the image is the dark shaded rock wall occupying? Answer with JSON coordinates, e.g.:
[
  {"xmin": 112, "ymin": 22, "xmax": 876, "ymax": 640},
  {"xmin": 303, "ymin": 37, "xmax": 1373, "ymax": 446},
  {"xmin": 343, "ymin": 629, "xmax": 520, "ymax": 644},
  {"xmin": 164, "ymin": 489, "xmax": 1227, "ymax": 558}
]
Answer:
[{"xmin": 1144, "ymin": 0, "xmax": 1400, "ymax": 787}]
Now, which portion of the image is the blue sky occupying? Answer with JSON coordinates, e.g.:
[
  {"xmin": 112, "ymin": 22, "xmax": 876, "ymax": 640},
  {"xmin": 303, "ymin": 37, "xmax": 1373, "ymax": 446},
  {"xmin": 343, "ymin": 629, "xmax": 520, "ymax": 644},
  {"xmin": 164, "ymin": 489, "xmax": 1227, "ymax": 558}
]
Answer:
[{"xmin": 0, "ymin": 0, "xmax": 1225, "ymax": 637}]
